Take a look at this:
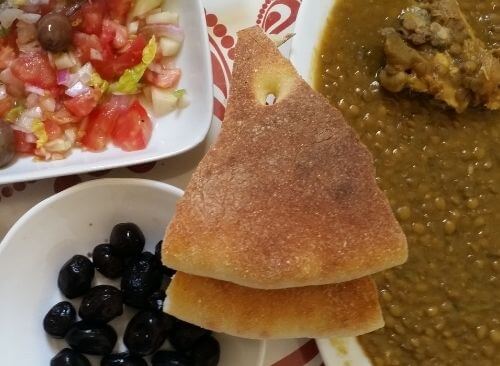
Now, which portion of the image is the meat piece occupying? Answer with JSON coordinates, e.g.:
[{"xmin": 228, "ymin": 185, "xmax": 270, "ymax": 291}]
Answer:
[{"xmin": 379, "ymin": 0, "xmax": 500, "ymax": 112}]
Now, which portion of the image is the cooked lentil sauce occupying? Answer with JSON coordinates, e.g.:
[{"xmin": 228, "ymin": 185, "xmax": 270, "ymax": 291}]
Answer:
[{"xmin": 315, "ymin": 1, "xmax": 500, "ymax": 365}]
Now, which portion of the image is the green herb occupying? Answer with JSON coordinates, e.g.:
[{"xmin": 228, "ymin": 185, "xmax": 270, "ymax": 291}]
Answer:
[
  {"xmin": 110, "ymin": 36, "xmax": 157, "ymax": 94},
  {"xmin": 173, "ymin": 89, "xmax": 186, "ymax": 98},
  {"xmin": 5, "ymin": 105, "xmax": 24, "ymax": 123},
  {"xmin": 0, "ymin": 26, "xmax": 10, "ymax": 38}
]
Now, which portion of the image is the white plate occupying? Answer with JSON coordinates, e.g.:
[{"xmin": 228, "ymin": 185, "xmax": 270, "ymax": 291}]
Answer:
[
  {"xmin": 0, "ymin": 0, "xmax": 213, "ymax": 185},
  {"xmin": 0, "ymin": 179, "xmax": 264, "ymax": 365},
  {"xmin": 291, "ymin": 1, "xmax": 374, "ymax": 365}
]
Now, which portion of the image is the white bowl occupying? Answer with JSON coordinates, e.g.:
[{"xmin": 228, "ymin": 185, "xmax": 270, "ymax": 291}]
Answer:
[
  {"xmin": 0, "ymin": 0, "xmax": 213, "ymax": 185},
  {"xmin": 0, "ymin": 179, "xmax": 264, "ymax": 365},
  {"xmin": 291, "ymin": 1, "xmax": 374, "ymax": 365}
]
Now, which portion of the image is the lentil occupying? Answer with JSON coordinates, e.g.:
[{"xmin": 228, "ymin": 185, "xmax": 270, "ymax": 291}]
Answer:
[{"xmin": 315, "ymin": 0, "xmax": 500, "ymax": 364}]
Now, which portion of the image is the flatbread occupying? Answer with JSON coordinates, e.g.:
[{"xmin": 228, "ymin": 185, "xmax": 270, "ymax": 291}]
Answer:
[
  {"xmin": 164, "ymin": 272, "xmax": 383, "ymax": 339},
  {"xmin": 162, "ymin": 26, "xmax": 407, "ymax": 289}
]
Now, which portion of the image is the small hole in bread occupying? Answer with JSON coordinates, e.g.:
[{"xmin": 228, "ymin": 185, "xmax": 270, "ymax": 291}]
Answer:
[{"xmin": 265, "ymin": 94, "xmax": 276, "ymax": 106}]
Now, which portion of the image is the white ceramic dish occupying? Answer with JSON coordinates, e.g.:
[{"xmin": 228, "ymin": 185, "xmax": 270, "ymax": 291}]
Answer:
[
  {"xmin": 0, "ymin": 179, "xmax": 264, "ymax": 365},
  {"xmin": 0, "ymin": 0, "xmax": 213, "ymax": 185},
  {"xmin": 291, "ymin": 1, "xmax": 375, "ymax": 365}
]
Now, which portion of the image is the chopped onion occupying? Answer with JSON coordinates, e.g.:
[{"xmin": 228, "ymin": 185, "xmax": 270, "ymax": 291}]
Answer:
[
  {"xmin": 65, "ymin": 81, "xmax": 90, "ymax": 97},
  {"xmin": 25, "ymin": 84, "xmax": 46, "ymax": 96},
  {"xmin": 26, "ymin": 93, "xmax": 39, "ymax": 108},
  {"xmin": 159, "ymin": 37, "xmax": 181, "ymax": 57},
  {"xmin": 24, "ymin": 133, "xmax": 37, "ymax": 144},
  {"xmin": 11, "ymin": 124, "xmax": 30, "ymax": 134},
  {"xmin": 54, "ymin": 53, "xmax": 77, "ymax": 70},
  {"xmin": 57, "ymin": 69, "xmax": 71, "ymax": 86},
  {"xmin": 0, "ymin": 68, "xmax": 24, "ymax": 97},
  {"xmin": 25, "ymin": 106, "xmax": 42, "ymax": 119},
  {"xmin": 107, "ymin": 94, "xmax": 133, "ymax": 111},
  {"xmin": 64, "ymin": 128, "xmax": 77, "ymax": 144},
  {"xmin": 0, "ymin": 8, "xmax": 23, "ymax": 29},
  {"xmin": 40, "ymin": 97, "xmax": 56, "ymax": 112},
  {"xmin": 18, "ymin": 13, "xmax": 41, "ymax": 24},
  {"xmin": 128, "ymin": 21, "xmax": 139, "ymax": 34},
  {"xmin": 146, "ymin": 12, "xmax": 178, "ymax": 25},
  {"xmin": 0, "ymin": 85, "xmax": 6, "ymax": 100},
  {"xmin": 90, "ymin": 48, "xmax": 104, "ymax": 61},
  {"xmin": 45, "ymin": 138, "xmax": 71, "ymax": 153},
  {"xmin": 75, "ymin": 63, "xmax": 93, "ymax": 84},
  {"xmin": 141, "ymin": 24, "xmax": 184, "ymax": 43},
  {"xmin": 16, "ymin": 107, "xmax": 42, "ymax": 133}
]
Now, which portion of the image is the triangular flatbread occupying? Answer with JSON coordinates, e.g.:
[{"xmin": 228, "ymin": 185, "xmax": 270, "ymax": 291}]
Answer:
[
  {"xmin": 162, "ymin": 26, "xmax": 407, "ymax": 289},
  {"xmin": 164, "ymin": 272, "xmax": 383, "ymax": 339}
]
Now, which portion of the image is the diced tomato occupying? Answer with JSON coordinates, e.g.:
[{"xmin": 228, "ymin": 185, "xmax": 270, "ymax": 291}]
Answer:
[
  {"xmin": 0, "ymin": 46, "xmax": 16, "ymax": 69},
  {"xmin": 13, "ymin": 131, "xmax": 35, "ymax": 154},
  {"xmin": 112, "ymin": 100, "xmax": 152, "ymax": 151},
  {"xmin": 107, "ymin": 0, "xmax": 133, "ymax": 23},
  {"xmin": 44, "ymin": 120, "xmax": 63, "ymax": 141},
  {"xmin": 63, "ymin": 89, "xmax": 101, "ymax": 117},
  {"xmin": 144, "ymin": 68, "xmax": 181, "ymax": 89},
  {"xmin": 102, "ymin": 19, "xmax": 128, "ymax": 49},
  {"xmin": 11, "ymin": 51, "xmax": 56, "ymax": 89},
  {"xmin": 73, "ymin": 1, "xmax": 106, "ymax": 35},
  {"xmin": 81, "ymin": 95, "xmax": 132, "ymax": 151},
  {"xmin": 74, "ymin": 32, "xmax": 145, "ymax": 81},
  {"xmin": 0, "ymin": 96, "xmax": 14, "ymax": 118},
  {"xmin": 100, "ymin": 20, "xmax": 117, "ymax": 47},
  {"xmin": 45, "ymin": 107, "xmax": 82, "ymax": 125},
  {"xmin": 93, "ymin": 35, "xmax": 146, "ymax": 81}
]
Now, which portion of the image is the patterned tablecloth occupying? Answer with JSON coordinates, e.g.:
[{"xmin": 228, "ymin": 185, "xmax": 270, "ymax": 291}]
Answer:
[{"xmin": 0, "ymin": 1, "xmax": 325, "ymax": 365}]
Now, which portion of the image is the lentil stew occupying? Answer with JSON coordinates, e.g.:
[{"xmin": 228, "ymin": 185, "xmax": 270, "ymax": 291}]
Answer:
[{"xmin": 315, "ymin": 0, "xmax": 500, "ymax": 365}]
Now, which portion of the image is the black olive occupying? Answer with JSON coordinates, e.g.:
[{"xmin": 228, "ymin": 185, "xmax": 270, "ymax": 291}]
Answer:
[
  {"xmin": 79, "ymin": 285, "xmax": 123, "ymax": 323},
  {"xmin": 110, "ymin": 223, "xmax": 145, "ymax": 257},
  {"xmin": 93, "ymin": 244, "xmax": 125, "ymax": 279},
  {"xmin": 50, "ymin": 348, "xmax": 90, "ymax": 366},
  {"xmin": 58, "ymin": 255, "xmax": 94, "ymax": 299},
  {"xmin": 147, "ymin": 290, "xmax": 166, "ymax": 312},
  {"xmin": 37, "ymin": 13, "xmax": 72, "ymax": 52},
  {"xmin": 151, "ymin": 351, "xmax": 192, "ymax": 366},
  {"xmin": 121, "ymin": 252, "xmax": 163, "ymax": 308},
  {"xmin": 189, "ymin": 336, "xmax": 220, "ymax": 366},
  {"xmin": 43, "ymin": 301, "xmax": 76, "ymax": 338},
  {"xmin": 0, "ymin": 121, "xmax": 14, "ymax": 168},
  {"xmin": 65, "ymin": 321, "xmax": 117, "ymax": 355},
  {"xmin": 101, "ymin": 352, "xmax": 147, "ymax": 366},
  {"xmin": 155, "ymin": 240, "xmax": 176, "ymax": 277},
  {"xmin": 168, "ymin": 320, "xmax": 211, "ymax": 353},
  {"xmin": 123, "ymin": 310, "xmax": 175, "ymax": 356}
]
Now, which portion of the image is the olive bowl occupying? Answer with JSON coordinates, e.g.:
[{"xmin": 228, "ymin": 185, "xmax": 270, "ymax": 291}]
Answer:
[{"xmin": 0, "ymin": 179, "xmax": 265, "ymax": 365}]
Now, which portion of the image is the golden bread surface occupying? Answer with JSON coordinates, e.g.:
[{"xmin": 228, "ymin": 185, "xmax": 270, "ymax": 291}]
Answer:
[
  {"xmin": 162, "ymin": 26, "xmax": 407, "ymax": 289},
  {"xmin": 164, "ymin": 272, "xmax": 384, "ymax": 339}
]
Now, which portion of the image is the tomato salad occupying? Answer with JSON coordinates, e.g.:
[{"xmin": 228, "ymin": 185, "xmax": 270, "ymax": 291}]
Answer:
[{"xmin": 0, "ymin": 0, "xmax": 185, "ymax": 166}]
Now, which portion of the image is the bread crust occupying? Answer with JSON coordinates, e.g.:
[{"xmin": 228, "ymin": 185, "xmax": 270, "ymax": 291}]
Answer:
[
  {"xmin": 164, "ymin": 272, "xmax": 384, "ymax": 339},
  {"xmin": 162, "ymin": 26, "xmax": 407, "ymax": 289}
]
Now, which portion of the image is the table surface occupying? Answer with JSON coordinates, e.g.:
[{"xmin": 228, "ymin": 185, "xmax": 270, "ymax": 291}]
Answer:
[{"xmin": 0, "ymin": 0, "xmax": 325, "ymax": 365}]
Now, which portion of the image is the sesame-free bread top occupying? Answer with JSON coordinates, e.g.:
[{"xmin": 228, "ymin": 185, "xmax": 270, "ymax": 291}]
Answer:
[{"xmin": 162, "ymin": 26, "xmax": 407, "ymax": 289}]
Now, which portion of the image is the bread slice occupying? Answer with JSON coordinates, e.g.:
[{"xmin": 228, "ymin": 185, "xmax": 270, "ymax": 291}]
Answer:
[
  {"xmin": 162, "ymin": 26, "xmax": 407, "ymax": 289},
  {"xmin": 164, "ymin": 272, "xmax": 383, "ymax": 339}
]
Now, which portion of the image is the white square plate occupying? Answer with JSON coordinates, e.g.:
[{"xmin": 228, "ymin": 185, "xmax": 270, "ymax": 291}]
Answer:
[
  {"xmin": 0, "ymin": 0, "xmax": 213, "ymax": 185},
  {"xmin": 0, "ymin": 179, "xmax": 265, "ymax": 365}
]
